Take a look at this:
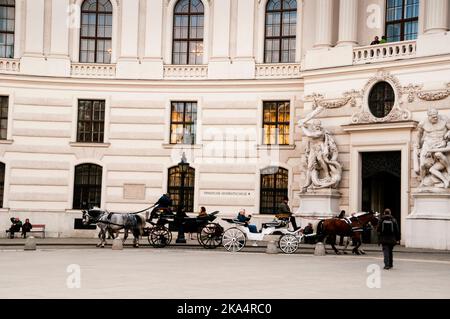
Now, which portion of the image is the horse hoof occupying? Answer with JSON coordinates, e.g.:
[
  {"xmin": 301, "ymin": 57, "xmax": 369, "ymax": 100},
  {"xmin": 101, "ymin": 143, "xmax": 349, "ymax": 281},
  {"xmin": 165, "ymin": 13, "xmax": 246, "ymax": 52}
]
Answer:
[
  {"xmin": 343, "ymin": 252, "xmax": 348, "ymax": 255},
  {"xmin": 101, "ymin": 245, "xmax": 105, "ymax": 248}
]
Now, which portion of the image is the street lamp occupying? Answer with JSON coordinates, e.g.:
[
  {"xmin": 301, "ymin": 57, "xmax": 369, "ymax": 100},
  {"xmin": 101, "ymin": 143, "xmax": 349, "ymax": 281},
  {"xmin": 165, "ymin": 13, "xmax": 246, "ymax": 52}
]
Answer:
[{"xmin": 176, "ymin": 153, "xmax": 189, "ymax": 243}]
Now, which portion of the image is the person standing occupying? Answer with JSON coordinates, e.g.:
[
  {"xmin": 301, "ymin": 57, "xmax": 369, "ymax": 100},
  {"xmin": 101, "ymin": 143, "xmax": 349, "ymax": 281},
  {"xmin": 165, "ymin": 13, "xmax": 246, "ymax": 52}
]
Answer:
[
  {"xmin": 278, "ymin": 196, "xmax": 299, "ymax": 231},
  {"xmin": 370, "ymin": 36, "xmax": 380, "ymax": 45},
  {"xmin": 377, "ymin": 208, "xmax": 400, "ymax": 270}
]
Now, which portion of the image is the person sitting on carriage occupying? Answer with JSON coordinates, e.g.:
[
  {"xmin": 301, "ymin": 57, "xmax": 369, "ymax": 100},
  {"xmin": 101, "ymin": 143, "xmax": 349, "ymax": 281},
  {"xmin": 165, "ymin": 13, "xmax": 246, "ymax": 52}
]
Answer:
[
  {"xmin": 237, "ymin": 209, "xmax": 258, "ymax": 233},
  {"xmin": 277, "ymin": 196, "xmax": 300, "ymax": 231},
  {"xmin": 188, "ymin": 206, "xmax": 208, "ymax": 240},
  {"xmin": 198, "ymin": 206, "xmax": 208, "ymax": 218},
  {"xmin": 150, "ymin": 193, "xmax": 173, "ymax": 220}
]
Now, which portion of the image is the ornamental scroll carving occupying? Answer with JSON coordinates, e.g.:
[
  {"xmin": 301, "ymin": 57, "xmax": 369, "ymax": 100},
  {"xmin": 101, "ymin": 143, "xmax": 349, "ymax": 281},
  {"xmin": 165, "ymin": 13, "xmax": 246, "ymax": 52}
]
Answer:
[
  {"xmin": 351, "ymin": 71, "xmax": 412, "ymax": 124},
  {"xmin": 404, "ymin": 83, "xmax": 450, "ymax": 103},
  {"xmin": 304, "ymin": 90, "xmax": 362, "ymax": 110}
]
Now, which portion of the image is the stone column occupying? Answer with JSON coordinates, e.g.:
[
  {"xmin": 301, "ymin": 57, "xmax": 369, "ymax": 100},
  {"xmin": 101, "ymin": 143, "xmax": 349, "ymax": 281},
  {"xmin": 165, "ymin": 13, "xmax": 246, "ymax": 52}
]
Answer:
[
  {"xmin": 424, "ymin": 0, "xmax": 449, "ymax": 34},
  {"xmin": 314, "ymin": 0, "xmax": 334, "ymax": 48},
  {"xmin": 337, "ymin": 0, "xmax": 358, "ymax": 46}
]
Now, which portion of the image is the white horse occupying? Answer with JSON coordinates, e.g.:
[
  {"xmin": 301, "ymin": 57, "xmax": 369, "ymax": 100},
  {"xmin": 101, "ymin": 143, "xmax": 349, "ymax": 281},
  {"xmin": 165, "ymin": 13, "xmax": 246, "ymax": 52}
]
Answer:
[{"xmin": 82, "ymin": 207, "xmax": 147, "ymax": 248}]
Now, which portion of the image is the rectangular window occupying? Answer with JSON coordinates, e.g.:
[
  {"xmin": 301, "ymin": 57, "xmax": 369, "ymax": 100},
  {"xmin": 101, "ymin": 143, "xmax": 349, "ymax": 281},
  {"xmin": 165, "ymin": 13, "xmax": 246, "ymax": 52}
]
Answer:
[
  {"xmin": 385, "ymin": 0, "xmax": 419, "ymax": 42},
  {"xmin": 77, "ymin": 99, "xmax": 105, "ymax": 143},
  {"xmin": 0, "ymin": 96, "xmax": 8, "ymax": 140},
  {"xmin": 263, "ymin": 101, "xmax": 290, "ymax": 145},
  {"xmin": 170, "ymin": 101, "xmax": 197, "ymax": 145}
]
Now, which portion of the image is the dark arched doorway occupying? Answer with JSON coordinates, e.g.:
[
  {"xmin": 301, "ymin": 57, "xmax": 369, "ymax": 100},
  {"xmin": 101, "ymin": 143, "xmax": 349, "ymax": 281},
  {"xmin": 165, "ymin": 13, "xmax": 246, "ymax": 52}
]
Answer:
[{"xmin": 361, "ymin": 151, "xmax": 401, "ymax": 241}]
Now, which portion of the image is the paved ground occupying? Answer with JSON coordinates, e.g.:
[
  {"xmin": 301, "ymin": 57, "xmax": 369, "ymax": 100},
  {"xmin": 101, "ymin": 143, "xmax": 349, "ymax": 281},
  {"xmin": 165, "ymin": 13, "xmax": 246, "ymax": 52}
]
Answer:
[{"xmin": 1, "ymin": 247, "xmax": 450, "ymax": 299}]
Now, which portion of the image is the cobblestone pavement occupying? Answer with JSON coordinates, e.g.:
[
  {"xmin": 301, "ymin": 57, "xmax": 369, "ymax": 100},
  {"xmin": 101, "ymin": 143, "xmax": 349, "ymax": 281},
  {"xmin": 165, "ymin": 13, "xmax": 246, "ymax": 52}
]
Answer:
[{"xmin": 1, "ymin": 248, "xmax": 450, "ymax": 299}]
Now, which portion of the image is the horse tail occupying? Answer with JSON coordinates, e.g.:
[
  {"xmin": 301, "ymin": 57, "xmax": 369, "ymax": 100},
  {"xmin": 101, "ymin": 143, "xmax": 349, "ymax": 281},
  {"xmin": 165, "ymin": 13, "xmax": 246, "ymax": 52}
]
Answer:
[{"xmin": 316, "ymin": 220, "xmax": 325, "ymax": 242}]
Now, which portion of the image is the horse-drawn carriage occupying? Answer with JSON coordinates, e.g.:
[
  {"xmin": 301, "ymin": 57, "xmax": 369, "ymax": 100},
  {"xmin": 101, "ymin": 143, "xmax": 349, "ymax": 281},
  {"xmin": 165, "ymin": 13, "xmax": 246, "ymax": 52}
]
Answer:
[
  {"xmin": 145, "ymin": 208, "xmax": 224, "ymax": 249},
  {"xmin": 82, "ymin": 206, "xmax": 223, "ymax": 249},
  {"xmin": 220, "ymin": 215, "xmax": 307, "ymax": 253}
]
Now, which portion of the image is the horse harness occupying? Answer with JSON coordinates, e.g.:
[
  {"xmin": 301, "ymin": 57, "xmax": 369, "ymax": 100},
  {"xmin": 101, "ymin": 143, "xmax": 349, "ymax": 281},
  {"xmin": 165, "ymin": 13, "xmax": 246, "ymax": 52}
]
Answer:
[{"xmin": 337, "ymin": 216, "xmax": 363, "ymax": 233}]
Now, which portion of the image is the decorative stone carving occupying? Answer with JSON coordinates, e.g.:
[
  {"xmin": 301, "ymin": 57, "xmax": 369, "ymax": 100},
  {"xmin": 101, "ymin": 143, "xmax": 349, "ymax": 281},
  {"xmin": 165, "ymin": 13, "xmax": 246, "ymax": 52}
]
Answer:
[
  {"xmin": 402, "ymin": 84, "xmax": 423, "ymax": 103},
  {"xmin": 413, "ymin": 108, "xmax": 450, "ymax": 191},
  {"xmin": 404, "ymin": 83, "xmax": 450, "ymax": 103},
  {"xmin": 417, "ymin": 88, "xmax": 450, "ymax": 101},
  {"xmin": 298, "ymin": 118, "xmax": 342, "ymax": 192},
  {"xmin": 351, "ymin": 71, "xmax": 412, "ymax": 124},
  {"xmin": 305, "ymin": 90, "xmax": 362, "ymax": 110}
]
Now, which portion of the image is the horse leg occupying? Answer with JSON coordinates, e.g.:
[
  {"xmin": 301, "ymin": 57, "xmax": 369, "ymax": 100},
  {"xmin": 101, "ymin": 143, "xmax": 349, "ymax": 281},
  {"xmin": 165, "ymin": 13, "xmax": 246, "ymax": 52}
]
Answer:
[
  {"xmin": 123, "ymin": 229, "xmax": 128, "ymax": 245},
  {"xmin": 330, "ymin": 235, "xmax": 340, "ymax": 255},
  {"xmin": 100, "ymin": 228, "xmax": 106, "ymax": 248},
  {"xmin": 352, "ymin": 234, "xmax": 361, "ymax": 255},
  {"xmin": 97, "ymin": 228, "xmax": 105, "ymax": 247},
  {"xmin": 133, "ymin": 230, "xmax": 139, "ymax": 248},
  {"xmin": 342, "ymin": 237, "xmax": 350, "ymax": 254}
]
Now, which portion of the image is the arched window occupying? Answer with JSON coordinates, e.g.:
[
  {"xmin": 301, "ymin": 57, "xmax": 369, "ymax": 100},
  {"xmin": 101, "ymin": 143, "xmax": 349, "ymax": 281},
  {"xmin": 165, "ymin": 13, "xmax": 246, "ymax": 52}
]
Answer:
[
  {"xmin": 385, "ymin": 0, "xmax": 419, "ymax": 42},
  {"xmin": 167, "ymin": 165, "xmax": 195, "ymax": 213},
  {"xmin": 172, "ymin": 0, "xmax": 204, "ymax": 65},
  {"xmin": 0, "ymin": 162, "xmax": 5, "ymax": 208},
  {"xmin": 73, "ymin": 163, "xmax": 102, "ymax": 209},
  {"xmin": 0, "ymin": 0, "xmax": 15, "ymax": 58},
  {"xmin": 260, "ymin": 167, "xmax": 288, "ymax": 214},
  {"xmin": 80, "ymin": 0, "xmax": 113, "ymax": 63},
  {"xmin": 264, "ymin": 0, "xmax": 297, "ymax": 63},
  {"xmin": 368, "ymin": 81, "xmax": 395, "ymax": 118}
]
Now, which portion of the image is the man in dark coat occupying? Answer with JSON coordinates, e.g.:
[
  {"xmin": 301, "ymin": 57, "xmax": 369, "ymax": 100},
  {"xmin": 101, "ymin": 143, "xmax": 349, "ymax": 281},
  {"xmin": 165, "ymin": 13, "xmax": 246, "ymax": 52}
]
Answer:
[
  {"xmin": 8, "ymin": 217, "xmax": 22, "ymax": 239},
  {"xmin": 278, "ymin": 196, "xmax": 299, "ymax": 231},
  {"xmin": 150, "ymin": 193, "xmax": 173, "ymax": 219},
  {"xmin": 377, "ymin": 208, "xmax": 400, "ymax": 270}
]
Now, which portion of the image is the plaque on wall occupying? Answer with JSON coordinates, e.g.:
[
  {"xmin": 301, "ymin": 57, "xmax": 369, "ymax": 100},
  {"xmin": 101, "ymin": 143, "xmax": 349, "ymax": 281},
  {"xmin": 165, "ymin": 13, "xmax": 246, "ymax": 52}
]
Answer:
[{"xmin": 123, "ymin": 184, "xmax": 146, "ymax": 200}]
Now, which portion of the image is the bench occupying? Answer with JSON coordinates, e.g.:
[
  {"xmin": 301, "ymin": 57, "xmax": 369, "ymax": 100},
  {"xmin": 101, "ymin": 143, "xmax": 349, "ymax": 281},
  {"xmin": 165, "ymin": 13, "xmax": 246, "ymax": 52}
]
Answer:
[{"xmin": 5, "ymin": 224, "xmax": 46, "ymax": 238}]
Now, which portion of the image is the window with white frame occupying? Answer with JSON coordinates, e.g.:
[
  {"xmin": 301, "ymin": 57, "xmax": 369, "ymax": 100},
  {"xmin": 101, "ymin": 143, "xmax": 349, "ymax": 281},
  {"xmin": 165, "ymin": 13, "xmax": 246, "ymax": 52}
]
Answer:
[
  {"xmin": 80, "ymin": 0, "xmax": 113, "ymax": 63},
  {"xmin": 264, "ymin": 0, "xmax": 297, "ymax": 63},
  {"xmin": 172, "ymin": 0, "xmax": 204, "ymax": 65}
]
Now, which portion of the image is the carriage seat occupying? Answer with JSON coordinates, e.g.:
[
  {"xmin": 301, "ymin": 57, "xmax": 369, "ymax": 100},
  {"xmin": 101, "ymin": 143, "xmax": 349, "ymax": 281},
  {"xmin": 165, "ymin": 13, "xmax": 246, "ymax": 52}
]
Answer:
[
  {"xmin": 262, "ymin": 219, "xmax": 289, "ymax": 229},
  {"xmin": 221, "ymin": 218, "xmax": 247, "ymax": 226}
]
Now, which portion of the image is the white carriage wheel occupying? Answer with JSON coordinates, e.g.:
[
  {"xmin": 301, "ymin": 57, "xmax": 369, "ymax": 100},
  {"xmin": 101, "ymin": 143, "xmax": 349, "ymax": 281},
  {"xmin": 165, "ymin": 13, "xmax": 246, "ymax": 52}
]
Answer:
[
  {"xmin": 222, "ymin": 227, "xmax": 246, "ymax": 252},
  {"xmin": 279, "ymin": 234, "xmax": 299, "ymax": 254}
]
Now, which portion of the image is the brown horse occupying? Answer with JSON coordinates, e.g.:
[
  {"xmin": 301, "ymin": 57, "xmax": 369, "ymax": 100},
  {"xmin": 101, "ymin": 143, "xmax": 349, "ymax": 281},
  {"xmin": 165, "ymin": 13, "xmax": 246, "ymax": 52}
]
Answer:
[{"xmin": 316, "ymin": 212, "xmax": 379, "ymax": 255}]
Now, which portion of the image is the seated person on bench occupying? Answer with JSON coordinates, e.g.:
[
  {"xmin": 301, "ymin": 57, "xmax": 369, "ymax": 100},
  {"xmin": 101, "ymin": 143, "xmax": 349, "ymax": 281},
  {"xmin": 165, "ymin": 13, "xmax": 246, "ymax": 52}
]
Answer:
[
  {"xmin": 21, "ymin": 218, "xmax": 33, "ymax": 238},
  {"xmin": 236, "ymin": 209, "xmax": 258, "ymax": 233},
  {"xmin": 8, "ymin": 217, "xmax": 23, "ymax": 239}
]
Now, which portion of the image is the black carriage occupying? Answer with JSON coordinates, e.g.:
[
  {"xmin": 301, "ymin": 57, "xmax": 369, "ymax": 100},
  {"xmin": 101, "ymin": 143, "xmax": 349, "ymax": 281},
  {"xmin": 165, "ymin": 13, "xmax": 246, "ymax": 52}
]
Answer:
[{"xmin": 145, "ymin": 208, "xmax": 224, "ymax": 249}]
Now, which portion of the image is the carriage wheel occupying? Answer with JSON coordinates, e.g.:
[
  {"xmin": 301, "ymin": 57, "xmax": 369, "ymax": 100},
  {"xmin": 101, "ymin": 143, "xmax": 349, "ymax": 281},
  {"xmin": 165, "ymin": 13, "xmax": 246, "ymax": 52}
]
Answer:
[
  {"xmin": 148, "ymin": 226, "xmax": 172, "ymax": 248},
  {"xmin": 279, "ymin": 234, "xmax": 299, "ymax": 254},
  {"xmin": 222, "ymin": 227, "xmax": 246, "ymax": 252},
  {"xmin": 198, "ymin": 223, "xmax": 223, "ymax": 249}
]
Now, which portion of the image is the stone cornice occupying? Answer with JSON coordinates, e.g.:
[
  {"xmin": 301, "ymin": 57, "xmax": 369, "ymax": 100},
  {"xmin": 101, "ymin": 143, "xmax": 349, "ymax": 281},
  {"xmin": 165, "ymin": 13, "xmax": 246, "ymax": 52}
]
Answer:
[
  {"xmin": 0, "ymin": 74, "xmax": 304, "ymax": 92},
  {"xmin": 341, "ymin": 120, "xmax": 418, "ymax": 133}
]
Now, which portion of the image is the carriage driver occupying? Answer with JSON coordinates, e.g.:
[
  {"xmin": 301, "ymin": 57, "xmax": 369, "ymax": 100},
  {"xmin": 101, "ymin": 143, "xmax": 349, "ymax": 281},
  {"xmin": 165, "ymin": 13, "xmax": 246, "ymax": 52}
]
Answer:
[{"xmin": 150, "ymin": 193, "xmax": 173, "ymax": 220}]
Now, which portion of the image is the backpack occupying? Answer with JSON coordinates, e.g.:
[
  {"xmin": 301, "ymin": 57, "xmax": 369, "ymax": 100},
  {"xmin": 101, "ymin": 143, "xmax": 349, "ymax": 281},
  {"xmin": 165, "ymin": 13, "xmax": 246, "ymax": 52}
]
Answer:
[{"xmin": 381, "ymin": 219, "xmax": 394, "ymax": 235}]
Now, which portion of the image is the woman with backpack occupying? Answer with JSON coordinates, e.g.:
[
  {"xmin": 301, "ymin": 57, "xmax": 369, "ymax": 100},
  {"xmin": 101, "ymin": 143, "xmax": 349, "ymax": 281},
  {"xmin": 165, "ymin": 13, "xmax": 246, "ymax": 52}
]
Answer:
[{"xmin": 377, "ymin": 208, "xmax": 400, "ymax": 270}]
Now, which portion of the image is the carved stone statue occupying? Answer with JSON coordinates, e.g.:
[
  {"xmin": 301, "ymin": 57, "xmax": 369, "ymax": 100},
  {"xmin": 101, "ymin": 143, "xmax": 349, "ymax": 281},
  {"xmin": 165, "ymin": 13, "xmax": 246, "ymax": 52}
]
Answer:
[
  {"xmin": 299, "ymin": 119, "xmax": 342, "ymax": 192},
  {"xmin": 414, "ymin": 108, "xmax": 450, "ymax": 190}
]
